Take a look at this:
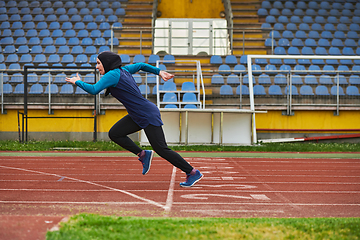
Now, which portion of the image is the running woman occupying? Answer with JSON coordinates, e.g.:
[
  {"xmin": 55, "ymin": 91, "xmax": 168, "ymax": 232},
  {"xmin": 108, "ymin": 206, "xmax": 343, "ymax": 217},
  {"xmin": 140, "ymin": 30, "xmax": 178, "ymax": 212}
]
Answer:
[{"xmin": 65, "ymin": 51, "xmax": 203, "ymax": 187}]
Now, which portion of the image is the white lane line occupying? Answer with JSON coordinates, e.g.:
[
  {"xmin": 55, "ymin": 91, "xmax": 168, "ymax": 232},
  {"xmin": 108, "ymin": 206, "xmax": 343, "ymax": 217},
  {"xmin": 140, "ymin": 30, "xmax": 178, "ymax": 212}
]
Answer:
[
  {"xmin": 250, "ymin": 194, "xmax": 271, "ymax": 200},
  {"xmin": 221, "ymin": 177, "xmax": 234, "ymax": 180},
  {"xmin": 0, "ymin": 201, "xmax": 155, "ymax": 205},
  {"xmin": 164, "ymin": 166, "xmax": 177, "ymax": 212},
  {"xmin": 174, "ymin": 202, "xmax": 360, "ymax": 206},
  {"xmin": 181, "ymin": 194, "xmax": 271, "ymax": 200},
  {"xmin": 0, "ymin": 165, "xmax": 166, "ymax": 210},
  {"xmin": 181, "ymin": 209, "xmax": 285, "ymax": 213}
]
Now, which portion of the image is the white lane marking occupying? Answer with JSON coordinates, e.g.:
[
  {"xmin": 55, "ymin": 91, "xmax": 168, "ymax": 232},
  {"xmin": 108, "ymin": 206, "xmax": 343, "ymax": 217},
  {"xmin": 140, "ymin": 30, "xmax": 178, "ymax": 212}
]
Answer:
[
  {"xmin": 0, "ymin": 165, "xmax": 166, "ymax": 210},
  {"xmin": 164, "ymin": 166, "xmax": 176, "ymax": 213},
  {"xmin": 181, "ymin": 194, "xmax": 270, "ymax": 200},
  {"xmin": 196, "ymin": 184, "xmax": 257, "ymax": 189},
  {"xmin": 221, "ymin": 177, "xmax": 234, "ymax": 180},
  {"xmin": 250, "ymin": 194, "xmax": 271, "ymax": 200},
  {"xmin": 0, "ymin": 201, "xmax": 154, "ymax": 205},
  {"xmin": 175, "ymin": 202, "xmax": 360, "ymax": 206},
  {"xmin": 181, "ymin": 209, "xmax": 284, "ymax": 213}
]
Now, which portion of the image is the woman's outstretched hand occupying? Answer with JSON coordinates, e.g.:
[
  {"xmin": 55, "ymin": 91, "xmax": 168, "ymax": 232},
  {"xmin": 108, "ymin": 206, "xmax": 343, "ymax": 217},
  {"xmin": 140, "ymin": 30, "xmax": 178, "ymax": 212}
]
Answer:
[
  {"xmin": 159, "ymin": 70, "xmax": 174, "ymax": 82},
  {"xmin": 65, "ymin": 73, "xmax": 81, "ymax": 84}
]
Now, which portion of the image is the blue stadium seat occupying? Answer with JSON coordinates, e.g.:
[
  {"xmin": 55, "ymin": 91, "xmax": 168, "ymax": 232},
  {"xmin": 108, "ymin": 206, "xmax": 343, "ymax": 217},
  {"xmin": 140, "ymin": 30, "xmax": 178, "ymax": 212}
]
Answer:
[
  {"xmin": 107, "ymin": 37, "xmax": 119, "ymax": 46},
  {"xmin": 315, "ymin": 85, "xmax": 329, "ymax": 96},
  {"xmin": 133, "ymin": 54, "xmax": 145, "ymax": 63},
  {"xmin": 71, "ymin": 46, "xmax": 83, "ymax": 55},
  {"xmin": 292, "ymin": 75, "xmax": 303, "ymax": 85},
  {"xmin": 278, "ymin": 38, "xmax": 290, "ymax": 47},
  {"xmin": 84, "ymin": 46, "xmax": 96, "ymax": 55},
  {"xmin": 344, "ymin": 39, "xmax": 357, "ymax": 48},
  {"xmin": 99, "ymin": 46, "xmax": 110, "ymax": 53},
  {"xmin": 225, "ymin": 55, "xmax": 237, "ymax": 65},
  {"xmin": 120, "ymin": 54, "xmax": 130, "ymax": 64},
  {"xmin": 219, "ymin": 85, "xmax": 233, "ymax": 95},
  {"xmin": 265, "ymin": 15, "xmax": 276, "ymax": 24},
  {"xmin": 26, "ymin": 29, "xmax": 38, "ymax": 38},
  {"xmin": 29, "ymin": 83, "xmax": 43, "ymax": 94},
  {"xmin": 286, "ymin": 23, "xmax": 297, "ymax": 31},
  {"xmin": 299, "ymin": 23, "xmax": 310, "ymax": 31},
  {"xmin": 236, "ymin": 85, "xmax": 249, "ymax": 95},
  {"xmin": 300, "ymin": 85, "xmax": 314, "ymax": 96},
  {"xmin": 226, "ymin": 74, "xmax": 240, "ymax": 85},
  {"xmin": 274, "ymin": 47, "xmax": 286, "ymax": 55},
  {"xmin": 234, "ymin": 64, "xmax": 246, "ymax": 74},
  {"xmin": 163, "ymin": 92, "xmax": 177, "ymax": 102},
  {"xmin": 148, "ymin": 54, "xmax": 160, "ymax": 64},
  {"xmin": 77, "ymin": 29, "xmax": 89, "ymax": 38},
  {"xmin": 285, "ymin": 85, "xmax": 299, "ymax": 95},
  {"xmin": 258, "ymin": 74, "xmax": 271, "ymax": 84},
  {"xmin": 253, "ymin": 85, "xmax": 266, "ymax": 95},
  {"xmin": 349, "ymin": 75, "xmax": 360, "ymax": 85},
  {"xmin": 75, "ymin": 86, "xmax": 87, "ymax": 94},
  {"xmin": 19, "ymin": 54, "xmax": 32, "ymax": 64},
  {"xmin": 61, "ymin": 54, "xmax": 74, "ymax": 64},
  {"xmin": 252, "ymin": 64, "xmax": 262, "ymax": 75},
  {"xmin": 81, "ymin": 37, "xmax": 93, "ymax": 46},
  {"xmin": 48, "ymin": 54, "xmax": 60, "ymax": 64},
  {"xmin": 30, "ymin": 45, "xmax": 42, "ymax": 54},
  {"xmin": 323, "ymin": 65, "xmax": 336, "ymax": 76},
  {"xmin": 182, "ymin": 82, "xmax": 196, "ymax": 91},
  {"xmin": 54, "ymin": 37, "xmax": 66, "ymax": 46},
  {"xmin": 346, "ymin": 86, "xmax": 360, "ymax": 96},
  {"xmin": 269, "ymin": 30, "xmax": 281, "ymax": 39},
  {"xmin": 45, "ymin": 84, "xmax": 59, "ymax": 94},
  {"xmin": 1, "ymin": 83, "xmax": 12, "ymax": 94},
  {"xmin": 294, "ymin": 65, "xmax": 306, "ymax": 75},
  {"xmin": 319, "ymin": 75, "xmax": 333, "ymax": 85},
  {"xmin": 163, "ymin": 81, "xmax": 177, "ymax": 91},
  {"xmin": 243, "ymin": 74, "xmax": 255, "ymax": 85},
  {"xmin": 308, "ymin": 65, "xmax": 321, "ymax": 75},
  {"xmin": 138, "ymin": 85, "xmax": 150, "ymax": 95},
  {"xmin": 308, "ymin": 31, "xmax": 320, "ymax": 40},
  {"xmin": 183, "ymin": 92, "xmax": 197, "ymax": 102},
  {"xmin": 164, "ymin": 104, "xmax": 177, "ymax": 109},
  {"xmin": 240, "ymin": 55, "xmax": 247, "ymax": 65},
  {"xmin": 264, "ymin": 64, "xmax": 277, "ymax": 75},
  {"xmin": 75, "ymin": 54, "xmax": 88, "ymax": 64},
  {"xmin": 265, "ymin": 38, "xmax": 276, "ymax": 47},
  {"xmin": 211, "ymin": 74, "xmax": 224, "ymax": 84},
  {"xmin": 290, "ymin": 16, "xmax": 301, "ymax": 24},
  {"xmin": 268, "ymin": 85, "xmax": 282, "ymax": 95},
  {"xmin": 5, "ymin": 54, "xmax": 18, "ymax": 63},
  {"xmin": 331, "ymin": 39, "xmax": 344, "ymax": 47},
  {"xmin": 218, "ymin": 64, "xmax": 231, "ymax": 75},
  {"xmin": 311, "ymin": 23, "xmax": 323, "ymax": 32},
  {"xmin": 163, "ymin": 54, "xmax": 175, "ymax": 64},
  {"xmin": 14, "ymin": 84, "xmax": 24, "ymax": 94},
  {"xmin": 304, "ymin": 75, "xmax": 318, "ymax": 85},
  {"xmin": 330, "ymin": 85, "xmax": 345, "ymax": 96},
  {"xmin": 257, "ymin": 8, "xmax": 268, "ymax": 16},
  {"xmin": 295, "ymin": 30, "xmax": 306, "ymax": 39},
  {"xmin": 33, "ymin": 54, "xmax": 46, "ymax": 64},
  {"xmin": 41, "ymin": 37, "xmax": 54, "ymax": 46},
  {"xmin": 132, "ymin": 74, "xmax": 142, "ymax": 84},
  {"xmin": 99, "ymin": 22, "xmax": 110, "ymax": 30}
]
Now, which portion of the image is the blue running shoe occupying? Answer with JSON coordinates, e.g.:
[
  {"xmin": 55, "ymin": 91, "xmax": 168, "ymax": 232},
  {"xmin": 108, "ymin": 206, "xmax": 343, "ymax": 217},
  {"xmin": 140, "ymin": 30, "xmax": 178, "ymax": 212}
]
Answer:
[
  {"xmin": 180, "ymin": 169, "xmax": 203, "ymax": 187},
  {"xmin": 138, "ymin": 150, "xmax": 154, "ymax": 175}
]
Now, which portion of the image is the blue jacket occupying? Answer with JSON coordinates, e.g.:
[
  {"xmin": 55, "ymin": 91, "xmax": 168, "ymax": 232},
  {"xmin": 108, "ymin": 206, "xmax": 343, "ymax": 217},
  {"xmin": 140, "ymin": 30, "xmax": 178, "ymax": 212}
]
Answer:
[{"xmin": 76, "ymin": 63, "xmax": 163, "ymax": 128}]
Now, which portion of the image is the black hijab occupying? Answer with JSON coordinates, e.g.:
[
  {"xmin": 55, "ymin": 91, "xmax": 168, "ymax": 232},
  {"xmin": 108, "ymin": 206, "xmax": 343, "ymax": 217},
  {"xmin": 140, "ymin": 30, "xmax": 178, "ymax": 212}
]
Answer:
[{"xmin": 97, "ymin": 51, "xmax": 122, "ymax": 74}]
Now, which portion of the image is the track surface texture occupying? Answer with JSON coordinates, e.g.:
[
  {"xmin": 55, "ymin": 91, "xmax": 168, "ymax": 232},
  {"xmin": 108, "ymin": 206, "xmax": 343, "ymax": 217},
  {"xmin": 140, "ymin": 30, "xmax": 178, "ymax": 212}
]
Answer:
[{"xmin": 0, "ymin": 152, "xmax": 359, "ymax": 240}]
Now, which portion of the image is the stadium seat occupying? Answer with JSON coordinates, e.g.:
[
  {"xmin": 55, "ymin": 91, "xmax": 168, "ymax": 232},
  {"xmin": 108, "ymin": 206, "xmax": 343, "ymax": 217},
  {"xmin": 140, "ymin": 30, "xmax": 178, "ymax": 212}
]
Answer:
[
  {"xmin": 225, "ymin": 55, "xmax": 237, "ymax": 65},
  {"xmin": 44, "ymin": 84, "xmax": 59, "ymax": 94},
  {"xmin": 164, "ymin": 104, "xmax": 178, "ymax": 109},
  {"xmin": 1, "ymin": 83, "xmax": 12, "ymax": 94},
  {"xmin": 346, "ymin": 86, "xmax": 360, "ymax": 96},
  {"xmin": 120, "ymin": 54, "xmax": 130, "ymax": 64},
  {"xmin": 145, "ymin": 74, "xmax": 156, "ymax": 84},
  {"xmin": 61, "ymin": 54, "xmax": 74, "ymax": 64},
  {"xmin": 299, "ymin": 85, "xmax": 314, "ymax": 96},
  {"xmin": 48, "ymin": 54, "xmax": 60, "ymax": 64},
  {"xmin": 236, "ymin": 85, "xmax": 249, "ymax": 95},
  {"xmin": 211, "ymin": 74, "xmax": 225, "ymax": 84},
  {"xmin": 148, "ymin": 54, "xmax": 160, "ymax": 64},
  {"xmin": 163, "ymin": 92, "xmax": 177, "ymax": 102},
  {"xmin": 319, "ymin": 75, "xmax": 333, "ymax": 85},
  {"xmin": 253, "ymin": 85, "xmax": 266, "ymax": 95},
  {"xmin": 226, "ymin": 74, "xmax": 240, "ymax": 85},
  {"xmin": 33, "ymin": 54, "xmax": 46, "ymax": 64},
  {"xmin": 218, "ymin": 64, "xmax": 231, "ymax": 75},
  {"xmin": 163, "ymin": 54, "xmax": 175, "ymax": 64},
  {"xmin": 133, "ymin": 54, "xmax": 146, "ymax": 63},
  {"xmin": 285, "ymin": 85, "xmax": 298, "ymax": 95},
  {"xmin": 132, "ymin": 74, "xmax": 142, "ymax": 84},
  {"xmin": 5, "ymin": 54, "xmax": 18, "ymax": 63},
  {"xmin": 182, "ymin": 82, "xmax": 196, "ymax": 91},
  {"xmin": 240, "ymin": 55, "xmax": 247, "ymax": 65},
  {"xmin": 268, "ymin": 85, "xmax": 282, "ymax": 95},
  {"xmin": 14, "ymin": 84, "xmax": 24, "ymax": 94},
  {"xmin": 163, "ymin": 81, "xmax": 177, "ymax": 91},
  {"xmin": 304, "ymin": 75, "xmax": 318, "ymax": 85},
  {"xmin": 138, "ymin": 85, "xmax": 150, "ymax": 95},
  {"xmin": 292, "ymin": 75, "xmax": 303, "ymax": 85},
  {"xmin": 315, "ymin": 85, "xmax": 329, "ymax": 96},
  {"xmin": 29, "ymin": 83, "xmax": 43, "ymax": 94},
  {"xmin": 219, "ymin": 85, "xmax": 233, "ymax": 95},
  {"xmin": 233, "ymin": 64, "xmax": 246, "ymax": 74},
  {"xmin": 75, "ymin": 54, "xmax": 88, "ymax": 64},
  {"xmin": 349, "ymin": 75, "xmax": 360, "ymax": 85},
  {"xmin": 243, "ymin": 74, "xmax": 255, "ymax": 85},
  {"xmin": 330, "ymin": 86, "xmax": 345, "ymax": 96},
  {"xmin": 258, "ymin": 74, "xmax": 271, "ymax": 84}
]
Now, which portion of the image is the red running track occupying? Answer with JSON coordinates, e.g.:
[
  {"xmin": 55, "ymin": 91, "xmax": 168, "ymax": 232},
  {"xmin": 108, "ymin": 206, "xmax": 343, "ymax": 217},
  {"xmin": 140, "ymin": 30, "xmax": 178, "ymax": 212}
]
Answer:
[{"xmin": 0, "ymin": 155, "xmax": 360, "ymax": 239}]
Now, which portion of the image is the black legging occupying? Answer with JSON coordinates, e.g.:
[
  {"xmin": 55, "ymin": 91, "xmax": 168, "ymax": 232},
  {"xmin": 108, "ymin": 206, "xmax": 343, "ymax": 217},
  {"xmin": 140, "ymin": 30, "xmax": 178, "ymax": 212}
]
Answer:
[{"xmin": 108, "ymin": 115, "xmax": 193, "ymax": 174}]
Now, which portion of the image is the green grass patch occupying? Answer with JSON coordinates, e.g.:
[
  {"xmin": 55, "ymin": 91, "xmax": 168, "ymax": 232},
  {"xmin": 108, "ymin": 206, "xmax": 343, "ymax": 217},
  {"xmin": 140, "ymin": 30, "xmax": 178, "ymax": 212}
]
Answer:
[
  {"xmin": 1, "ymin": 140, "xmax": 359, "ymax": 152},
  {"xmin": 47, "ymin": 214, "xmax": 360, "ymax": 240}
]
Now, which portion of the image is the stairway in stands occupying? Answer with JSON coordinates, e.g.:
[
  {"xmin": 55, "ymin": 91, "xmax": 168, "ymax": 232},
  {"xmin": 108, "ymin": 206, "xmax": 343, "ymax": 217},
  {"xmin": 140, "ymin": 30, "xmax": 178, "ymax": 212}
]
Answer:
[
  {"xmin": 116, "ymin": 0, "xmax": 154, "ymax": 56},
  {"xmin": 230, "ymin": 0, "xmax": 267, "ymax": 55}
]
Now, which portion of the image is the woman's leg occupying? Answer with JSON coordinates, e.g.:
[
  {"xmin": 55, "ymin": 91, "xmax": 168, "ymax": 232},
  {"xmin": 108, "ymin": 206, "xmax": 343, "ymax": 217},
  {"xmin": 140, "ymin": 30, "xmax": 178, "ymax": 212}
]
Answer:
[
  {"xmin": 108, "ymin": 115, "xmax": 142, "ymax": 155},
  {"xmin": 144, "ymin": 124, "xmax": 193, "ymax": 174}
]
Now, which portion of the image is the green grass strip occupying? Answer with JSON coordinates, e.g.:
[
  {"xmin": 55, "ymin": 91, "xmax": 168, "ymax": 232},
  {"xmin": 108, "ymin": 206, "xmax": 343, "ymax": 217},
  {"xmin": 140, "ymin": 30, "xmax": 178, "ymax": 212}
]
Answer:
[{"xmin": 47, "ymin": 213, "xmax": 360, "ymax": 240}]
